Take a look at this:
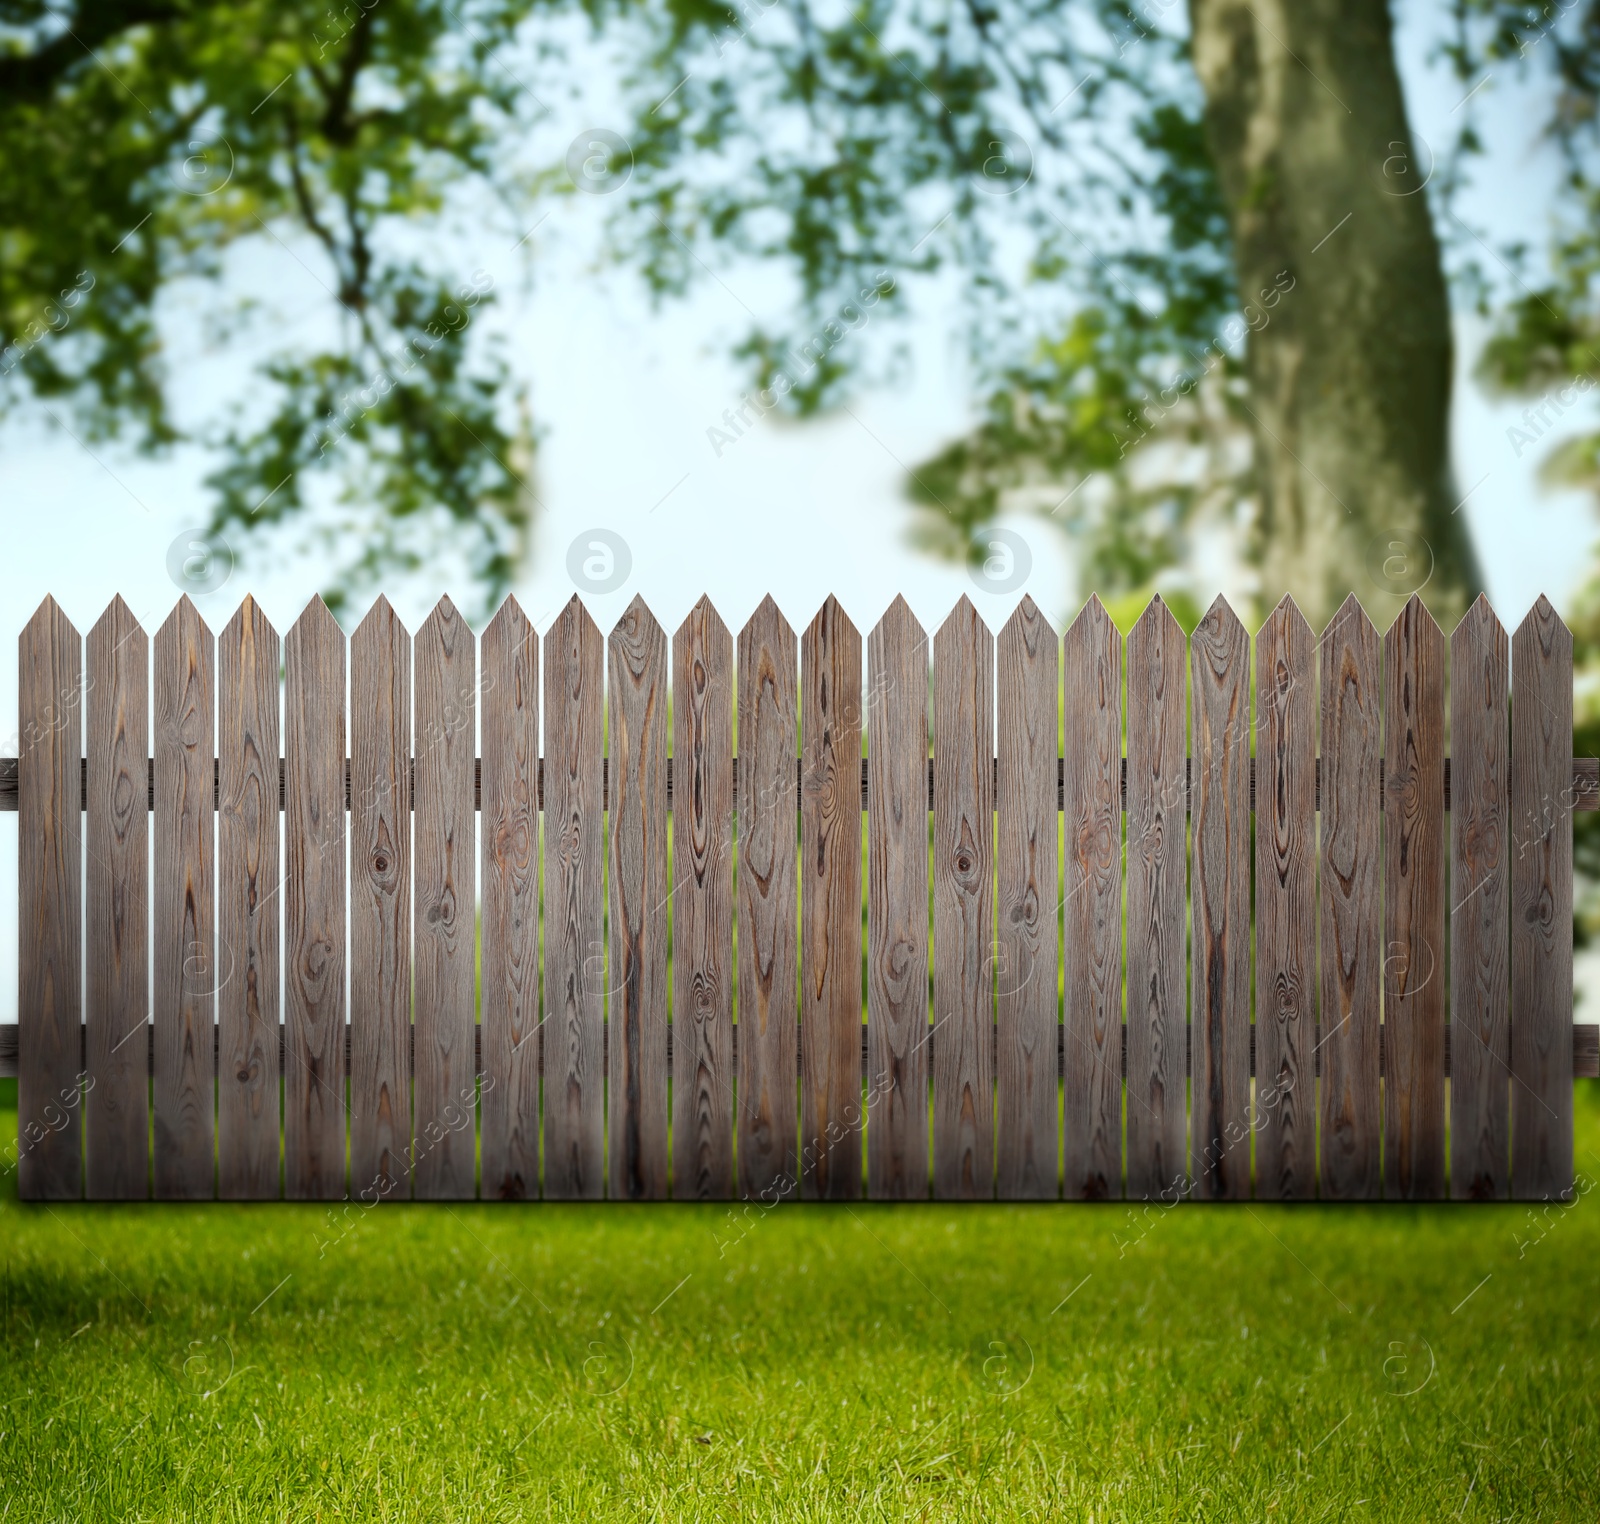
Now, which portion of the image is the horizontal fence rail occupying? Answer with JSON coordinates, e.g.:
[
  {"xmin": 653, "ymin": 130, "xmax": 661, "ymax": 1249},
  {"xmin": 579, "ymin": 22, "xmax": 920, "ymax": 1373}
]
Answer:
[{"xmin": 6, "ymin": 589, "xmax": 1589, "ymax": 1203}]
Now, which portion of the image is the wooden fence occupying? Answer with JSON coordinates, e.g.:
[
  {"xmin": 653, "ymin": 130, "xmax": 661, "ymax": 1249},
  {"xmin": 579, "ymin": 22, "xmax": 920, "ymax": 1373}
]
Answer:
[{"xmin": 3, "ymin": 589, "xmax": 1596, "ymax": 1204}]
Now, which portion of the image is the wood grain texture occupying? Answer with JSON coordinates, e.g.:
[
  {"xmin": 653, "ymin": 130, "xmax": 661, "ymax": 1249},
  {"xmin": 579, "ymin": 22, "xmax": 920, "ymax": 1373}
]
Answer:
[
  {"xmin": 1253, "ymin": 597, "xmax": 1314, "ymax": 1201},
  {"xmin": 349, "ymin": 597, "xmax": 411, "ymax": 1202},
  {"xmin": 672, "ymin": 597, "xmax": 735, "ymax": 1200},
  {"xmin": 1511, "ymin": 595, "xmax": 1575, "ymax": 1201},
  {"xmin": 607, "ymin": 596, "xmax": 669, "ymax": 1201},
  {"xmin": 480, "ymin": 598, "xmax": 540, "ymax": 1200},
  {"xmin": 1061, "ymin": 597, "xmax": 1121, "ymax": 1201},
  {"xmin": 1318, "ymin": 595, "xmax": 1382, "ymax": 1200},
  {"xmin": 283, "ymin": 596, "xmax": 347, "ymax": 1201},
  {"xmin": 1450, "ymin": 595, "xmax": 1510, "ymax": 1200},
  {"xmin": 1124, "ymin": 597, "xmax": 1187, "ymax": 1204},
  {"xmin": 932, "ymin": 597, "xmax": 994, "ymax": 1200},
  {"xmin": 543, "ymin": 596, "xmax": 605, "ymax": 1199},
  {"xmin": 867, "ymin": 597, "xmax": 930, "ymax": 1200},
  {"xmin": 799, "ymin": 596, "xmax": 857, "ymax": 1200},
  {"xmin": 1383, "ymin": 594, "xmax": 1446, "ymax": 1201},
  {"xmin": 83, "ymin": 598, "xmax": 147, "ymax": 1201},
  {"xmin": 153, "ymin": 597, "xmax": 215, "ymax": 1200},
  {"xmin": 413, "ymin": 596, "xmax": 477, "ymax": 1199},
  {"xmin": 740, "ymin": 597, "xmax": 800, "ymax": 1203},
  {"xmin": 218, "ymin": 597, "xmax": 281, "ymax": 1200},
  {"xmin": 1189, "ymin": 597, "xmax": 1251, "ymax": 1200},
  {"xmin": 19, "ymin": 600, "xmax": 84, "ymax": 1200},
  {"xmin": 995, "ymin": 596, "xmax": 1059, "ymax": 1200}
]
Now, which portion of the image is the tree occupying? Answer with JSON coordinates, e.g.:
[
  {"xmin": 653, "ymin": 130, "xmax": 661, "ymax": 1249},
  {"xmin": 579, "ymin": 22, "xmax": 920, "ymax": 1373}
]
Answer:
[{"xmin": 0, "ymin": 0, "xmax": 543, "ymax": 612}]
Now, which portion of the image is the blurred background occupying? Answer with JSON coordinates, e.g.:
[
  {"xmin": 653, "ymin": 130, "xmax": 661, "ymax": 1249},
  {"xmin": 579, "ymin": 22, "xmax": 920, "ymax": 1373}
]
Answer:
[{"xmin": 4, "ymin": 0, "xmax": 1600, "ymax": 1014}]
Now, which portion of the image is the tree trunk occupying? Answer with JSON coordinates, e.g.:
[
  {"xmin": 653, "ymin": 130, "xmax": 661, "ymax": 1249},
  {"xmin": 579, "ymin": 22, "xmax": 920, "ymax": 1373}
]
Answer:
[{"xmin": 1188, "ymin": 0, "xmax": 1480, "ymax": 629}]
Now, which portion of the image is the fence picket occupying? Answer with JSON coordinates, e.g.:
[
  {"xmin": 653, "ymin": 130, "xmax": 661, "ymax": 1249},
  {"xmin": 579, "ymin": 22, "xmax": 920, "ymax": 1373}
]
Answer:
[
  {"xmin": 742, "ymin": 596, "xmax": 800, "ymax": 1203},
  {"xmin": 1318, "ymin": 596, "xmax": 1382, "ymax": 1200},
  {"xmin": 284, "ymin": 595, "xmax": 347, "ymax": 1201},
  {"xmin": 1511, "ymin": 595, "xmax": 1575, "ymax": 1201},
  {"xmin": 672, "ymin": 598, "xmax": 734, "ymax": 1200},
  {"xmin": 799, "ymin": 596, "xmax": 857, "ymax": 1201},
  {"xmin": 933, "ymin": 597, "xmax": 993, "ymax": 1200},
  {"xmin": 1253, "ymin": 596, "xmax": 1314, "ymax": 1200},
  {"xmin": 218, "ymin": 597, "xmax": 281, "ymax": 1200},
  {"xmin": 1124, "ymin": 597, "xmax": 1186, "ymax": 1204},
  {"xmin": 1062, "ymin": 597, "xmax": 1121, "ymax": 1201},
  {"xmin": 608, "ymin": 596, "xmax": 669, "ymax": 1201},
  {"xmin": 350, "ymin": 596, "xmax": 411, "ymax": 1202},
  {"xmin": 544, "ymin": 596, "xmax": 604, "ymax": 1199},
  {"xmin": 995, "ymin": 596, "xmax": 1059, "ymax": 1200},
  {"xmin": 413, "ymin": 597, "xmax": 476, "ymax": 1199},
  {"xmin": 480, "ymin": 597, "xmax": 540, "ymax": 1200},
  {"xmin": 1450, "ymin": 595, "xmax": 1510, "ymax": 1200},
  {"xmin": 1383, "ymin": 595, "xmax": 1446, "ymax": 1200},
  {"xmin": 85, "ymin": 597, "xmax": 146, "ymax": 1200},
  {"xmin": 153, "ymin": 597, "xmax": 215, "ymax": 1199},
  {"xmin": 867, "ymin": 597, "xmax": 929, "ymax": 1200},
  {"xmin": 18, "ymin": 598, "xmax": 83, "ymax": 1202},
  {"xmin": 1190, "ymin": 597, "xmax": 1250, "ymax": 1200}
]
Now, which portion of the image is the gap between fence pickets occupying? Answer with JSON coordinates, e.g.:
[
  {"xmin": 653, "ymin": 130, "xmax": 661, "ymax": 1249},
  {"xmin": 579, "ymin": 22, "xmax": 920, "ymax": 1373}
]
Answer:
[
  {"xmin": 0, "ymin": 754, "xmax": 1596, "ymax": 813},
  {"xmin": 0, "ymin": 1022, "xmax": 1595, "ymax": 1082}
]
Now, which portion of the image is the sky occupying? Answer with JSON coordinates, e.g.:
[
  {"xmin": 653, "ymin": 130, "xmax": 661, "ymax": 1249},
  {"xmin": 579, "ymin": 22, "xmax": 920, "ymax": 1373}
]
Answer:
[{"xmin": 0, "ymin": 6, "xmax": 1597, "ymax": 1018}]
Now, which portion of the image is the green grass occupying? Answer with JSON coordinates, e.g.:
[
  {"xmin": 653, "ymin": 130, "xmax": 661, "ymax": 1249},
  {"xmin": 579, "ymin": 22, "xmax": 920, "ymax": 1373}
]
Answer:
[{"xmin": 2, "ymin": 1083, "xmax": 1598, "ymax": 1521}]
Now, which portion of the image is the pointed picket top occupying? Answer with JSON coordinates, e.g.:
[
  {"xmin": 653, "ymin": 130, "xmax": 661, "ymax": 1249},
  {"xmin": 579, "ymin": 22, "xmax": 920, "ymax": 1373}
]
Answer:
[
  {"xmin": 1065, "ymin": 590, "xmax": 1115, "ymax": 646},
  {"xmin": 1319, "ymin": 590, "xmax": 1378, "ymax": 656},
  {"xmin": 420, "ymin": 591, "xmax": 468, "ymax": 642},
  {"xmin": 89, "ymin": 593, "xmax": 144, "ymax": 647},
  {"xmin": 1129, "ymin": 591, "xmax": 1180, "ymax": 638},
  {"xmin": 157, "ymin": 591, "xmax": 213, "ymax": 649},
  {"xmin": 674, "ymin": 592, "xmax": 730, "ymax": 650},
  {"xmin": 746, "ymin": 591, "xmax": 799, "ymax": 655},
  {"xmin": 1000, "ymin": 591, "xmax": 1056, "ymax": 645},
  {"xmin": 223, "ymin": 593, "xmax": 277, "ymax": 646},
  {"xmin": 608, "ymin": 590, "xmax": 664, "ymax": 650},
  {"xmin": 1257, "ymin": 592, "xmax": 1312, "ymax": 645},
  {"xmin": 1195, "ymin": 592, "xmax": 1247, "ymax": 642},
  {"xmin": 800, "ymin": 591, "xmax": 848, "ymax": 648},
  {"xmin": 1513, "ymin": 591, "xmax": 1571, "ymax": 649},
  {"xmin": 868, "ymin": 591, "xmax": 920, "ymax": 642},
  {"xmin": 549, "ymin": 591, "xmax": 601, "ymax": 651},
  {"xmin": 289, "ymin": 592, "xmax": 343, "ymax": 642},
  {"xmin": 485, "ymin": 592, "xmax": 529, "ymax": 640},
  {"xmin": 935, "ymin": 592, "xmax": 991, "ymax": 648},
  {"xmin": 354, "ymin": 593, "xmax": 407, "ymax": 644},
  {"xmin": 1451, "ymin": 590, "xmax": 1506, "ymax": 665},
  {"xmin": 23, "ymin": 593, "xmax": 78, "ymax": 645},
  {"xmin": 1385, "ymin": 590, "xmax": 1444, "ymax": 643}
]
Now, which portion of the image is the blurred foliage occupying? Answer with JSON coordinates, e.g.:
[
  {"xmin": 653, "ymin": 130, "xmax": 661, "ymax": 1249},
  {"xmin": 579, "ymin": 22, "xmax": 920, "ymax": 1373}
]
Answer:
[{"xmin": 0, "ymin": 0, "xmax": 546, "ymax": 610}]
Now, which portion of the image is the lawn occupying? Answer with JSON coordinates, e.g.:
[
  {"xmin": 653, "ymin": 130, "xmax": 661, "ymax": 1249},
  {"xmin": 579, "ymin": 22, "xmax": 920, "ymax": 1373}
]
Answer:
[{"xmin": 2, "ymin": 1082, "xmax": 1598, "ymax": 1522}]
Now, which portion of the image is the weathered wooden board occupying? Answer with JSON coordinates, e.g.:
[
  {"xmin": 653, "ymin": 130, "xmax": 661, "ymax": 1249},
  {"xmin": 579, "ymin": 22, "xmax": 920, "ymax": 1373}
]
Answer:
[
  {"xmin": 218, "ymin": 597, "xmax": 281, "ymax": 1200},
  {"xmin": 413, "ymin": 597, "xmax": 477, "ymax": 1199},
  {"xmin": 995, "ymin": 596, "xmax": 1059, "ymax": 1200},
  {"xmin": 19, "ymin": 599, "xmax": 85, "ymax": 1201},
  {"xmin": 933, "ymin": 597, "xmax": 994, "ymax": 1200},
  {"xmin": 480, "ymin": 598, "xmax": 540, "ymax": 1200},
  {"xmin": 1253, "ymin": 597, "xmax": 1314, "ymax": 1201},
  {"xmin": 741, "ymin": 597, "xmax": 801, "ymax": 1203},
  {"xmin": 153, "ymin": 597, "xmax": 215, "ymax": 1200},
  {"xmin": 1189, "ymin": 597, "xmax": 1250, "ymax": 1200},
  {"xmin": 350, "ymin": 597, "xmax": 411, "ymax": 1202},
  {"xmin": 543, "ymin": 596, "xmax": 605, "ymax": 1199},
  {"xmin": 1061, "ymin": 597, "xmax": 1120, "ymax": 1201},
  {"xmin": 85, "ymin": 598, "xmax": 146, "ymax": 1200},
  {"xmin": 1383, "ymin": 595, "xmax": 1446, "ymax": 1201},
  {"xmin": 1124, "ymin": 596, "xmax": 1186, "ymax": 1204},
  {"xmin": 672, "ymin": 597, "xmax": 735, "ymax": 1200},
  {"xmin": 1318, "ymin": 595, "xmax": 1382, "ymax": 1200},
  {"xmin": 1511, "ymin": 596, "xmax": 1574, "ymax": 1201},
  {"xmin": 284, "ymin": 596, "xmax": 347, "ymax": 1201},
  {"xmin": 608, "ymin": 596, "xmax": 669, "ymax": 1201},
  {"xmin": 799, "ymin": 596, "xmax": 857, "ymax": 1200},
  {"xmin": 1450, "ymin": 595, "xmax": 1509, "ymax": 1201},
  {"xmin": 867, "ymin": 597, "xmax": 930, "ymax": 1200}
]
